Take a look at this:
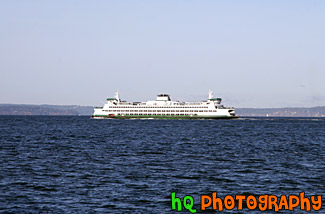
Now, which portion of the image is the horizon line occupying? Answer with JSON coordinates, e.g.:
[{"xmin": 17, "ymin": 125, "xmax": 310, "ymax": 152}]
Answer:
[{"xmin": 0, "ymin": 103, "xmax": 324, "ymax": 109}]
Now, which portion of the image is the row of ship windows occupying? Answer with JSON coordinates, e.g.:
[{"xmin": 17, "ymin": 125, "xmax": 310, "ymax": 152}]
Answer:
[
  {"xmin": 103, "ymin": 110, "xmax": 217, "ymax": 112},
  {"xmin": 115, "ymin": 113, "xmax": 198, "ymax": 116},
  {"xmin": 109, "ymin": 106, "xmax": 209, "ymax": 108}
]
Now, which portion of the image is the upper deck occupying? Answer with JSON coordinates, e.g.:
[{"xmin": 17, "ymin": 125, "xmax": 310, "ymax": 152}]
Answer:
[{"xmin": 101, "ymin": 91, "xmax": 233, "ymax": 109}]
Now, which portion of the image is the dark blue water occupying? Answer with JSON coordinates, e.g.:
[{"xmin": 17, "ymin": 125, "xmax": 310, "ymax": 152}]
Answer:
[{"xmin": 0, "ymin": 116, "xmax": 324, "ymax": 213}]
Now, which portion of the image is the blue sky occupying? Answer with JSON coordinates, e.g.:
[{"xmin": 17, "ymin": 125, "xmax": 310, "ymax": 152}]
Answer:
[{"xmin": 1, "ymin": 1, "xmax": 324, "ymax": 107}]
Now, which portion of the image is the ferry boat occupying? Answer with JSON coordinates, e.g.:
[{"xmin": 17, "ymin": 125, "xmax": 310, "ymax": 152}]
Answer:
[{"xmin": 92, "ymin": 90, "xmax": 237, "ymax": 119}]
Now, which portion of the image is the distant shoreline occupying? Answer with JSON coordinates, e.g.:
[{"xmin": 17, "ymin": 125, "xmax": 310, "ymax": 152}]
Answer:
[{"xmin": 0, "ymin": 104, "xmax": 324, "ymax": 117}]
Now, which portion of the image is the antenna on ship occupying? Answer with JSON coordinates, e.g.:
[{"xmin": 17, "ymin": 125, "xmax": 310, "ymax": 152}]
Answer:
[
  {"xmin": 115, "ymin": 90, "xmax": 121, "ymax": 102},
  {"xmin": 208, "ymin": 89, "xmax": 213, "ymax": 100}
]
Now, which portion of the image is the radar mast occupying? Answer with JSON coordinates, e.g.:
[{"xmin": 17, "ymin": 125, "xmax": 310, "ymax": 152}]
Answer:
[
  {"xmin": 115, "ymin": 91, "xmax": 121, "ymax": 102},
  {"xmin": 208, "ymin": 90, "xmax": 213, "ymax": 100}
]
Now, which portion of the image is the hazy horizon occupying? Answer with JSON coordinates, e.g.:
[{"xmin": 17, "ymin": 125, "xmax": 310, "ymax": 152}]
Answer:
[
  {"xmin": 1, "ymin": 99, "xmax": 325, "ymax": 109},
  {"xmin": 1, "ymin": 1, "xmax": 325, "ymax": 108}
]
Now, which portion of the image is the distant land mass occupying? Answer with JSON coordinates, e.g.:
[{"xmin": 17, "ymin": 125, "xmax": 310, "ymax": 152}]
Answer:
[
  {"xmin": 0, "ymin": 104, "xmax": 325, "ymax": 117},
  {"xmin": 236, "ymin": 107, "xmax": 325, "ymax": 117},
  {"xmin": 0, "ymin": 104, "xmax": 92, "ymax": 116}
]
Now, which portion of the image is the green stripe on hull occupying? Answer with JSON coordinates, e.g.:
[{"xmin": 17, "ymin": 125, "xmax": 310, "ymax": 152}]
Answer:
[{"xmin": 91, "ymin": 115, "xmax": 238, "ymax": 119}]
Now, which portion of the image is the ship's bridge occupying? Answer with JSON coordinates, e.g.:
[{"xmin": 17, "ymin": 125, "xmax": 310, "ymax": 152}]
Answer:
[{"xmin": 156, "ymin": 94, "xmax": 171, "ymax": 101}]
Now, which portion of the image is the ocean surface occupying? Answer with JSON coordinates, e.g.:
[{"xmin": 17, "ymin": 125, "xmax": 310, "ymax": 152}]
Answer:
[{"xmin": 0, "ymin": 116, "xmax": 324, "ymax": 213}]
